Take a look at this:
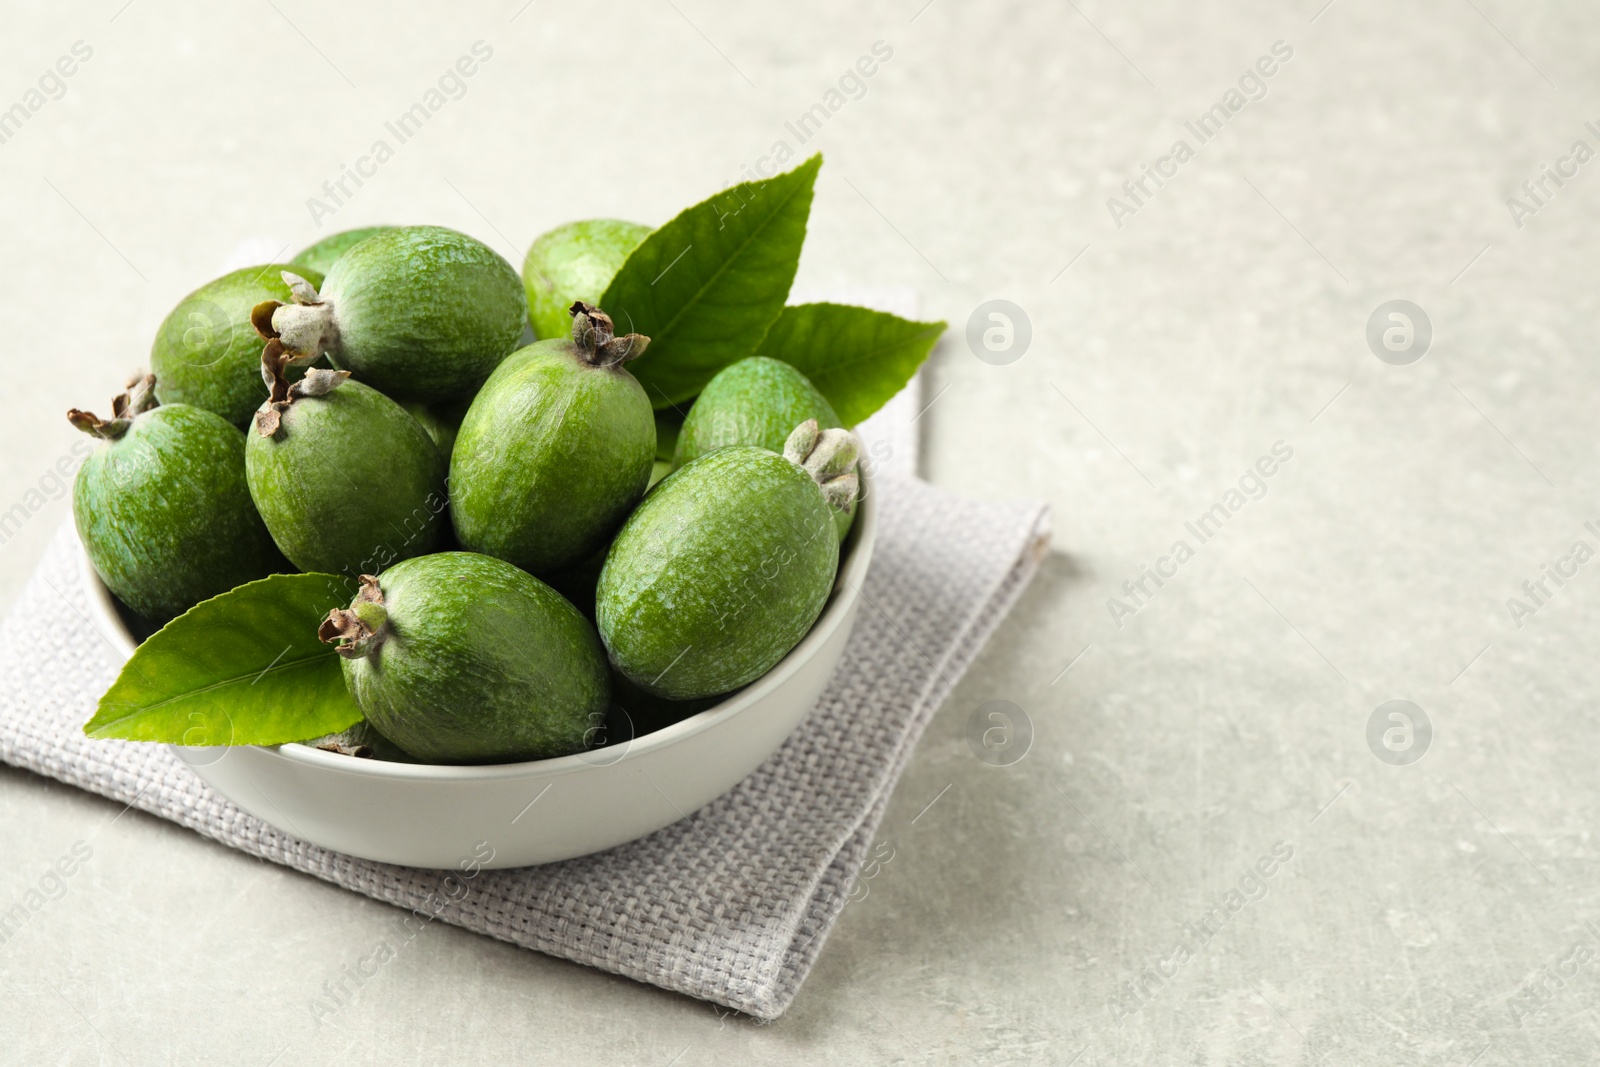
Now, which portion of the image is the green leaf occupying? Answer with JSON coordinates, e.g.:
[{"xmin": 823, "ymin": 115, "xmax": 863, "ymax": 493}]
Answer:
[
  {"xmin": 756, "ymin": 303, "xmax": 947, "ymax": 427},
  {"xmin": 85, "ymin": 573, "xmax": 363, "ymax": 746},
  {"xmin": 603, "ymin": 155, "xmax": 821, "ymax": 410}
]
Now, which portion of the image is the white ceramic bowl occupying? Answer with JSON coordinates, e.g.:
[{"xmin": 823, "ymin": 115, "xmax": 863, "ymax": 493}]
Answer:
[{"xmin": 82, "ymin": 473, "xmax": 876, "ymax": 869}]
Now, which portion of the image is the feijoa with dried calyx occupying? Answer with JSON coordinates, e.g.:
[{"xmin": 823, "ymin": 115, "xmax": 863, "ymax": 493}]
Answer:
[
  {"xmin": 595, "ymin": 421, "xmax": 860, "ymax": 700},
  {"xmin": 290, "ymin": 226, "xmax": 395, "ymax": 276},
  {"xmin": 319, "ymin": 553, "xmax": 610, "ymax": 764},
  {"xmin": 245, "ymin": 350, "xmax": 446, "ymax": 577},
  {"xmin": 70, "ymin": 375, "xmax": 285, "ymax": 622},
  {"xmin": 522, "ymin": 219, "xmax": 652, "ymax": 340},
  {"xmin": 451, "ymin": 302, "xmax": 655, "ymax": 575},
  {"xmin": 151, "ymin": 263, "xmax": 325, "ymax": 427},
  {"xmin": 673, "ymin": 356, "xmax": 841, "ymax": 467},
  {"xmin": 253, "ymin": 225, "xmax": 525, "ymax": 403},
  {"xmin": 782, "ymin": 417, "xmax": 861, "ymax": 541}
]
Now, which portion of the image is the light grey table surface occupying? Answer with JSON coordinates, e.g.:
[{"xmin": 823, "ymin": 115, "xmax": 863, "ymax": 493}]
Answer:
[{"xmin": 2, "ymin": 1, "xmax": 1597, "ymax": 1063}]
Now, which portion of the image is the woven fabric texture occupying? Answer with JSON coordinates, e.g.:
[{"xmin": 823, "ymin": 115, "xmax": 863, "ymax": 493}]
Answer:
[{"xmin": 0, "ymin": 472, "xmax": 1048, "ymax": 1019}]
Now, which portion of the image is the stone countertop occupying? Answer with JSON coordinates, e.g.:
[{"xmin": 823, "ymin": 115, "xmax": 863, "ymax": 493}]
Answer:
[{"xmin": 1, "ymin": 1, "xmax": 1596, "ymax": 1063}]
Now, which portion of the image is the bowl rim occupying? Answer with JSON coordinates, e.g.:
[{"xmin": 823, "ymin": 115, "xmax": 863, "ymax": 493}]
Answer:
[{"xmin": 82, "ymin": 463, "xmax": 879, "ymax": 783}]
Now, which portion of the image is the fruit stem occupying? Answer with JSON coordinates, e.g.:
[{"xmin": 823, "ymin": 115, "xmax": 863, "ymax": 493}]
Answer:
[
  {"xmin": 783, "ymin": 419, "xmax": 861, "ymax": 516},
  {"xmin": 251, "ymin": 272, "xmax": 338, "ymax": 364},
  {"xmin": 318, "ymin": 575, "xmax": 388, "ymax": 659},
  {"xmin": 254, "ymin": 345, "xmax": 351, "ymax": 437},
  {"xmin": 569, "ymin": 301, "xmax": 650, "ymax": 368},
  {"xmin": 67, "ymin": 373, "xmax": 159, "ymax": 441}
]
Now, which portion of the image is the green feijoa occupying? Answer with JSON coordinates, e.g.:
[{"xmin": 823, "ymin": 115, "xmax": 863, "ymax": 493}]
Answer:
[
  {"xmin": 69, "ymin": 375, "xmax": 285, "ymax": 622},
  {"xmin": 451, "ymin": 303, "xmax": 655, "ymax": 575},
  {"xmin": 290, "ymin": 226, "xmax": 395, "ymax": 276},
  {"xmin": 522, "ymin": 219, "xmax": 652, "ymax": 340},
  {"xmin": 318, "ymin": 553, "xmax": 610, "ymax": 764},
  {"xmin": 151, "ymin": 263, "xmax": 325, "ymax": 427},
  {"xmin": 674, "ymin": 357, "xmax": 841, "ymax": 467},
  {"xmin": 254, "ymin": 225, "xmax": 525, "ymax": 403},
  {"xmin": 245, "ymin": 354, "xmax": 446, "ymax": 578},
  {"xmin": 595, "ymin": 424, "xmax": 861, "ymax": 700}
]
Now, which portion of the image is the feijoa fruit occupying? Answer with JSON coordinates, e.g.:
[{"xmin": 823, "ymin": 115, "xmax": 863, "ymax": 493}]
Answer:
[
  {"xmin": 595, "ymin": 421, "xmax": 860, "ymax": 699},
  {"xmin": 522, "ymin": 219, "xmax": 651, "ymax": 340},
  {"xmin": 151, "ymin": 264, "xmax": 325, "ymax": 427},
  {"xmin": 451, "ymin": 302, "xmax": 655, "ymax": 575},
  {"xmin": 70, "ymin": 375, "xmax": 285, "ymax": 621},
  {"xmin": 245, "ymin": 351, "xmax": 446, "ymax": 577},
  {"xmin": 673, "ymin": 357, "xmax": 841, "ymax": 467},
  {"xmin": 290, "ymin": 226, "xmax": 395, "ymax": 275},
  {"xmin": 253, "ymin": 225, "xmax": 525, "ymax": 403},
  {"xmin": 319, "ymin": 553, "xmax": 609, "ymax": 763}
]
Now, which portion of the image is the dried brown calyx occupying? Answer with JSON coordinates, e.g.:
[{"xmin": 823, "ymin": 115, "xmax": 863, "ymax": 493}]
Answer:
[
  {"xmin": 783, "ymin": 419, "xmax": 860, "ymax": 516},
  {"xmin": 254, "ymin": 344, "xmax": 350, "ymax": 437},
  {"xmin": 318, "ymin": 574, "xmax": 389, "ymax": 660},
  {"xmin": 67, "ymin": 373, "xmax": 159, "ymax": 441},
  {"xmin": 316, "ymin": 739, "xmax": 375, "ymax": 758},
  {"xmin": 252, "ymin": 272, "xmax": 338, "ymax": 364},
  {"xmin": 569, "ymin": 301, "xmax": 649, "ymax": 368}
]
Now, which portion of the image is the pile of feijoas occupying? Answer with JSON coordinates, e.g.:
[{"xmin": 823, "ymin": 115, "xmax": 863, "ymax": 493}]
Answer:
[{"xmin": 78, "ymin": 157, "xmax": 945, "ymax": 766}]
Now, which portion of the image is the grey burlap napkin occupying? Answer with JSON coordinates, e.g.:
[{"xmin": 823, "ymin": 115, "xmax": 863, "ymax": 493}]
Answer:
[{"xmin": 0, "ymin": 475, "xmax": 1047, "ymax": 1018}]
